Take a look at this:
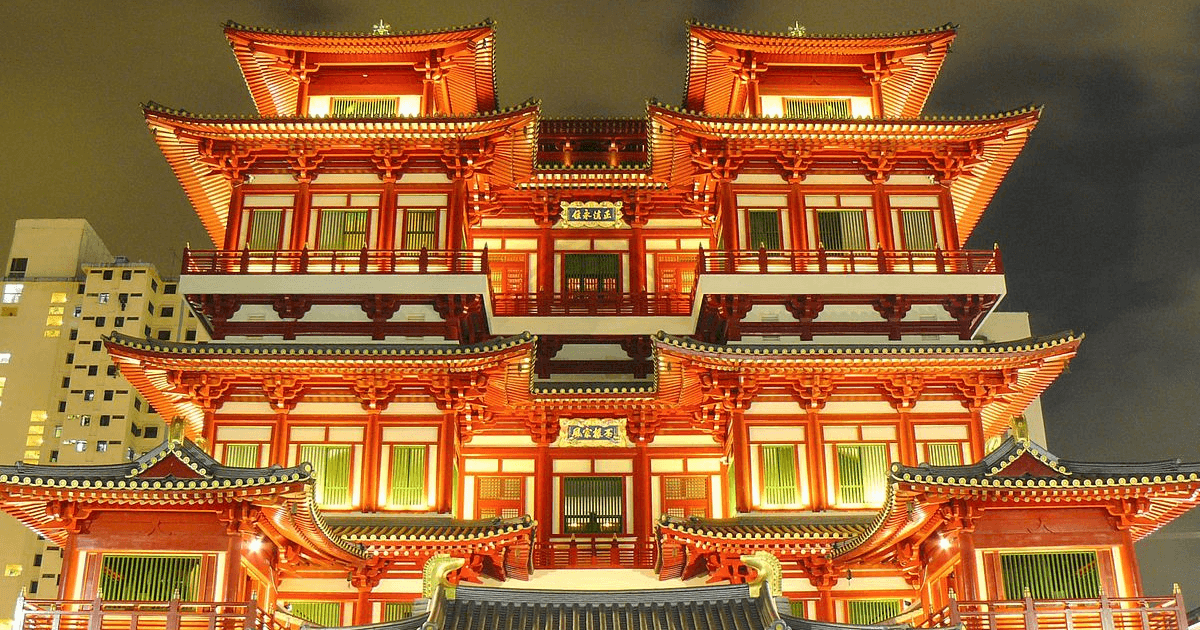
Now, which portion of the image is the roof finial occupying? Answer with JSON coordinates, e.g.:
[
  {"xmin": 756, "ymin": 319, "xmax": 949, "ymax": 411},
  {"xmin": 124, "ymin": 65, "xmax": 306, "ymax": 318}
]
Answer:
[
  {"xmin": 787, "ymin": 21, "xmax": 807, "ymax": 37},
  {"xmin": 371, "ymin": 19, "xmax": 392, "ymax": 35}
]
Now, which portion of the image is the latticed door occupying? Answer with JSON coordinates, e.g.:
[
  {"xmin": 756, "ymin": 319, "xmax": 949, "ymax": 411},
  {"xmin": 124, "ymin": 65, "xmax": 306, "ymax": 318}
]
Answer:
[
  {"xmin": 662, "ymin": 476, "xmax": 709, "ymax": 518},
  {"xmin": 784, "ymin": 98, "xmax": 851, "ymax": 119},
  {"xmin": 317, "ymin": 209, "xmax": 369, "ymax": 250},
  {"xmin": 562, "ymin": 476, "xmax": 623, "ymax": 534},
  {"xmin": 246, "ymin": 209, "xmax": 283, "ymax": 250},
  {"xmin": 222, "ymin": 443, "xmax": 260, "ymax": 468},
  {"xmin": 835, "ymin": 443, "xmax": 889, "ymax": 505},
  {"xmin": 477, "ymin": 476, "xmax": 524, "ymax": 519},
  {"xmin": 847, "ymin": 599, "xmax": 902, "ymax": 624},
  {"xmin": 300, "ymin": 444, "xmax": 352, "ymax": 508},
  {"xmin": 388, "ymin": 445, "xmax": 426, "ymax": 508},
  {"xmin": 488, "ymin": 253, "xmax": 529, "ymax": 295},
  {"xmin": 289, "ymin": 602, "xmax": 342, "ymax": 627},
  {"xmin": 401, "ymin": 209, "xmax": 438, "ymax": 250},
  {"xmin": 817, "ymin": 210, "xmax": 869, "ymax": 250},
  {"xmin": 99, "ymin": 554, "xmax": 203, "ymax": 601},
  {"xmin": 899, "ymin": 209, "xmax": 937, "ymax": 250},
  {"xmin": 1000, "ymin": 551, "xmax": 1102, "ymax": 599},
  {"xmin": 747, "ymin": 210, "xmax": 783, "ymax": 249},
  {"xmin": 760, "ymin": 444, "xmax": 801, "ymax": 507},
  {"xmin": 563, "ymin": 253, "xmax": 619, "ymax": 294},
  {"xmin": 655, "ymin": 253, "xmax": 698, "ymax": 294}
]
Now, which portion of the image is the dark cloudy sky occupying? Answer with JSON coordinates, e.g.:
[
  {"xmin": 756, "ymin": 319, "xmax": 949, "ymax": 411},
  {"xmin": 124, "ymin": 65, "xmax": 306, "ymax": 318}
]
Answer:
[{"xmin": 2, "ymin": 0, "xmax": 1199, "ymax": 597}]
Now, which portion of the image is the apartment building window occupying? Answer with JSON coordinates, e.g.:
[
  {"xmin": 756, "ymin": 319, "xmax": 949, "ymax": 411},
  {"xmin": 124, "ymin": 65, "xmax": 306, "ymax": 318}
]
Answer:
[
  {"xmin": 161, "ymin": 306, "xmax": 174, "ymax": 317},
  {"xmin": 69, "ymin": 329, "xmax": 78, "ymax": 340},
  {"xmin": 847, "ymin": 600, "xmax": 903, "ymax": 625},
  {"xmin": 562, "ymin": 476, "xmax": 623, "ymax": 534},
  {"xmin": 103, "ymin": 390, "xmax": 114, "ymax": 401},
  {"xmin": 563, "ymin": 253, "xmax": 619, "ymax": 295},
  {"xmin": 65, "ymin": 353, "xmax": 73, "ymax": 364},
  {"xmin": 299, "ymin": 445, "xmax": 352, "ymax": 508},
  {"xmin": 144, "ymin": 426, "xmax": 158, "ymax": 439},
  {"xmin": 95, "ymin": 317, "xmax": 106, "ymax": 327},
  {"xmin": 760, "ymin": 445, "xmax": 801, "ymax": 507},
  {"xmin": 98, "ymin": 292, "xmax": 109, "ymax": 304},
  {"xmin": 57, "ymin": 401, "xmax": 66, "ymax": 413},
  {"xmin": 222, "ymin": 444, "xmax": 260, "ymax": 468},
  {"xmin": 114, "ymin": 317, "xmax": 124, "ymax": 327},
  {"xmin": 99, "ymin": 415, "xmax": 110, "ymax": 427},
  {"xmin": 476, "ymin": 477, "xmax": 523, "ymax": 519},
  {"xmin": 8, "ymin": 258, "xmax": 27, "ymax": 278},
  {"xmin": 121, "ymin": 270, "xmax": 131, "ymax": 280},
  {"xmin": 835, "ymin": 444, "xmax": 890, "ymax": 505},
  {"xmin": 96, "ymin": 441, "xmax": 108, "ymax": 452},
  {"xmin": 1000, "ymin": 551, "xmax": 1101, "ymax": 599},
  {"xmin": 107, "ymin": 365, "xmax": 117, "ymax": 376},
  {"xmin": 83, "ymin": 390, "xmax": 94, "ymax": 401},
  {"xmin": 87, "ymin": 366, "xmax": 98, "ymax": 376},
  {"xmin": 133, "ymin": 398, "xmax": 142, "ymax": 410},
  {"xmin": 61, "ymin": 377, "xmax": 70, "ymax": 389},
  {"xmin": 3, "ymin": 284, "xmax": 23, "ymax": 304},
  {"xmin": 185, "ymin": 329, "xmax": 197, "ymax": 341},
  {"xmin": 99, "ymin": 554, "xmax": 202, "ymax": 602},
  {"xmin": 0, "ymin": 352, "xmax": 9, "ymax": 364},
  {"xmin": 91, "ymin": 341, "xmax": 101, "ymax": 351},
  {"xmin": 164, "ymin": 283, "xmax": 176, "ymax": 294},
  {"xmin": 102, "ymin": 270, "xmax": 113, "ymax": 280},
  {"xmin": 662, "ymin": 476, "xmax": 710, "ymax": 518},
  {"xmin": 157, "ymin": 330, "xmax": 170, "ymax": 340},
  {"xmin": 79, "ymin": 415, "xmax": 91, "ymax": 426}
]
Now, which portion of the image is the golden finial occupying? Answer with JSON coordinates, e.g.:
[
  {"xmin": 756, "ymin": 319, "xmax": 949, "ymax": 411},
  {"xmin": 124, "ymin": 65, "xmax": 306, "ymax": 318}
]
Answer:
[
  {"xmin": 371, "ymin": 19, "xmax": 392, "ymax": 35},
  {"xmin": 787, "ymin": 21, "xmax": 807, "ymax": 37}
]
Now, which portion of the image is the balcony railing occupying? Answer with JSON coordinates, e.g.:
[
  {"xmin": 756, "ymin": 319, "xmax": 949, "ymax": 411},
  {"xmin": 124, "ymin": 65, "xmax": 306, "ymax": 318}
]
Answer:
[
  {"xmin": 917, "ymin": 588, "xmax": 1188, "ymax": 630},
  {"xmin": 698, "ymin": 247, "xmax": 1003, "ymax": 275},
  {"xmin": 182, "ymin": 248, "xmax": 490, "ymax": 275},
  {"xmin": 492, "ymin": 292, "xmax": 693, "ymax": 317},
  {"xmin": 533, "ymin": 537, "xmax": 656, "ymax": 569},
  {"xmin": 15, "ymin": 594, "xmax": 298, "ymax": 630}
]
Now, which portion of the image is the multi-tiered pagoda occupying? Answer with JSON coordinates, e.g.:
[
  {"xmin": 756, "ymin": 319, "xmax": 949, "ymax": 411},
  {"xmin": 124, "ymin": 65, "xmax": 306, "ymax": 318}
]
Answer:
[{"xmin": 2, "ymin": 19, "xmax": 1197, "ymax": 630}]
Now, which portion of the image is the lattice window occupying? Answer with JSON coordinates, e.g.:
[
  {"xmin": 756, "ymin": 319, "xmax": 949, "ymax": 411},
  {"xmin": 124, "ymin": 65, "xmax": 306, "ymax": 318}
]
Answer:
[
  {"xmin": 564, "ymin": 253, "xmax": 619, "ymax": 294},
  {"xmin": 1000, "ymin": 551, "xmax": 1101, "ymax": 599},
  {"xmin": 748, "ymin": 210, "xmax": 783, "ymax": 249},
  {"xmin": 387, "ymin": 445, "xmax": 426, "ymax": 508},
  {"xmin": 784, "ymin": 98, "xmax": 851, "ymax": 119},
  {"xmin": 817, "ymin": 210, "xmax": 869, "ymax": 250},
  {"xmin": 300, "ymin": 445, "xmax": 352, "ymax": 508},
  {"xmin": 383, "ymin": 601, "xmax": 415, "ymax": 621},
  {"xmin": 99, "ymin": 554, "xmax": 202, "ymax": 601},
  {"xmin": 401, "ymin": 209, "xmax": 437, "ymax": 250},
  {"xmin": 655, "ymin": 253, "xmax": 697, "ymax": 294},
  {"xmin": 317, "ymin": 210, "xmax": 369, "ymax": 250},
  {"xmin": 290, "ymin": 602, "xmax": 342, "ymax": 627},
  {"xmin": 835, "ymin": 444, "xmax": 889, "ymax": 505},
  {"xmin": 900, "ymin": 209, "xmax": 938, "ymax": 250},
  {"xmin": 926, "ymin": 442, "xmax": 963, "ymax": 466},
  {"xmin": 488, "ymin": 253, "xmax": 529, "ymax": 294},
  {"xmin": 662, "ymin": 476, "xmax": 710, "ymax": 518},
  {"xmin": 760, "ymin": 445, "xmax": 801, "ymax": 507},
  {"xmin": 222, "ymin": 443, "xmax": 260, "ymax": 468},
  {"xmin": 847, "ymin": 599, "xmax": 902, "ymax": 624},
  {"xmin": 331, "ymin": 97, "xmax": 398, "ymax": 117},
  {"xmin": 563, "ymin": 476, "xmax": 623, "ymax": 534},
  {"xmin": 477, "ymin": 476, "xmax": 524, "ymax": 519},
  {"xmin": 245, "ymin": 209, "xmax": 283, "ymax": 250}
]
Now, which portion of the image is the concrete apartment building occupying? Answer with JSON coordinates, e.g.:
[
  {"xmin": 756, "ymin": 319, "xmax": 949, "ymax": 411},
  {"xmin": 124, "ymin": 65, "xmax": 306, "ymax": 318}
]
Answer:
[{"xmin": 0, "ymin": 219, "xmax": 206, "ymax": 621}]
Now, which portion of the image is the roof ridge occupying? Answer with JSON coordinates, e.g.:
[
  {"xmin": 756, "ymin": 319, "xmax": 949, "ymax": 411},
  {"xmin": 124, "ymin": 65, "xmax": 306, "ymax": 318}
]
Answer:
[
  {"xmin": 222, "ymin": 18, "xmax": 495, "ymax": 39},
  {"xmin": 685, "ymin": 20, "xmax": 956, "ymax": 40},
  {"xmin": 648, "ymin": 98, "xmax": 1042, "ymax": 123},
  {"xmin": 143, "ymin": 99, "xmax": 541, "ymax": 122}
]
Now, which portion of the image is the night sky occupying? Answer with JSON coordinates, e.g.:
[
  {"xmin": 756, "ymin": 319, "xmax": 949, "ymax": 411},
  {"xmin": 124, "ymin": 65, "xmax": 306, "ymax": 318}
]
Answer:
[{"xmin": 2, "ymin": 0, "xmax": 1198, "ymax": 597}]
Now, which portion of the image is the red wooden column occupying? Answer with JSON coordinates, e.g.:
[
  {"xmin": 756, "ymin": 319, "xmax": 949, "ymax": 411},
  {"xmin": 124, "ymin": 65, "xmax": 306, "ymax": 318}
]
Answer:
[
  {"xmin": 873, "ymin": 181, "xmax": 894, "ymax": 251},
  {"xmin": 534, "ymin": 441, "xmax": 553, "ymax": 551},
  {"xmin": 956, "ymin": 529, "xmax": 980, "ymax": 601},
  {"xmin": 223, "ymin": 535, "xmax": 245, "ymax": 602},
  {"xmin": 787, "ymin": 178, "xmax": 807, "ymax": 250},
  {"xmin": 627, "ymin": 203, "xmax": 648, "ymax": 295},
  {"xmin": 632, "ymin": 443, "xmax": 652, "ymax": 558},
  {"xmin": 436, "ymin": 413, "xmax": 457, "ymax": 513},
  {"xmin": 718, "ymin": 179, "xmax": 739, "ymax": 254},
  {"xmin": 361, "ymin": 412, "xmax": 382, "ymax": 512},
  {"xmin": 730, "ymin": 409, "xmax": 752, "ymax": 513},
  {"xmin": 805, "ymin": 409, "xmax": 828, "ymax": 510},
  {"xmin": 938, "ymin": 186, "xmax": 959, "ymax": 250},
  {"xmin": 377, "ymin": 178, "xmax": 398, "ymax": 250},
  {"xmin": 534, "ymin": 202, "xmax": 557, "ymax": 297},
  {"xmin": 289, "ymin": 180, "xmax": 312, "ymax": 250},
  {"xmin": 223, "ymin": 181, "xmax": 246, "ymax": 251}
]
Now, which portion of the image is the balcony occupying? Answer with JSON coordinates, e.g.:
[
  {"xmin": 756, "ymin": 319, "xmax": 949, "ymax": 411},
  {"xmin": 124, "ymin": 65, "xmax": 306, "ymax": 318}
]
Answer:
[
  {"xmin": 15, "ymin": 594, "xmax": 297, "ymax": 630},
  {"xmin": 917, "ymin": 589, "xmax": 1189, "ymax": 630},
  {"xmin": 533, "ymin": 537, "xmax": 656, "ymax": 570}
]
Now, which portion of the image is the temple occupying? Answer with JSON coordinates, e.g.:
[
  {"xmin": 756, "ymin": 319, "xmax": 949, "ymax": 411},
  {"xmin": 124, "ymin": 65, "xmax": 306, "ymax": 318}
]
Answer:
[{"xmin": 1, "ymin": 19, "xmax": 1196, "ymax": 630}]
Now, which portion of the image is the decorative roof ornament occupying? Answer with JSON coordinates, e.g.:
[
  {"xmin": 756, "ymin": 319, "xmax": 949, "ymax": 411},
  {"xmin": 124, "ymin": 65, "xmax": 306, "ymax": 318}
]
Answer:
[
  {"xmin": 787, "ymin": 21, "xmax": 807, "ymax": 37},
  {"xmin": 371, "ymin": 19, "xmax": 392, "ymax": 35}
]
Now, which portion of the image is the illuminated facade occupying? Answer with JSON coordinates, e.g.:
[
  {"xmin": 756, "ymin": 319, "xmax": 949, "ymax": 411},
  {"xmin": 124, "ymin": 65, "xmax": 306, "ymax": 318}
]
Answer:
[{"xmin": 1, "ymin": 20, "xmax": 1197, "ymax": 630}]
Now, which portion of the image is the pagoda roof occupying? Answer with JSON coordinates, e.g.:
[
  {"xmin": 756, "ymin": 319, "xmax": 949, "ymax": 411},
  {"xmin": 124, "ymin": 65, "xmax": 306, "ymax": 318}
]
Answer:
[
  {"xmin": 327, "ymin": 515, "xmax": 535, "ymax": 558},
  {"xmin": 142, "ymin": 102, "xmax": 538, "ymax": 246},
  {"xmin": 835, "ymin": 438, "xmax": 1200, "ymax": 564},
  {"xmin": 224, "ymin": 20, "xmax": 498, "ymax": 117},
  {"xmin": 0, "ymin": 438, "xmax": 367, "ymax": 563},
  {"xmin": 684, "ymin": 22, "xmax": 956, "ymax": 118},
  {"xmin": 648, "ymin": 103, "xmax": 1040, "ymax": 243},
  {"xmin": 105, "ymin": 332, "xmax": 535, "ymax": 437},
  {"xmin": 653, "ymin": 332, "xmax": 1079, "ymax": 439},
  {"xmin": 657, "ymin": 513, "xmax": 874, "ymax": 556}
]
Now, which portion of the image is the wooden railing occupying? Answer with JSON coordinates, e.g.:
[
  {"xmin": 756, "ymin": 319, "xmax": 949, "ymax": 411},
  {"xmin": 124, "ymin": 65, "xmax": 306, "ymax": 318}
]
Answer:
[
  {"xmin": 182, "ymin": 248, "xmax": 490, "ymax": 275},
  {"xmin": 698, "ymin": 247, "xmax": 1003, "ymax": 275},
  {"xmin": 916, "ymin": 588, "xmax": 1189, "ymax": 630},
  {"xmin": 533, "ymin": 537, "xmax": 656, "ymax": 569},
  {"xmin": 492, "ymin": 292, "xmax": 693, "ymax": 317},
  {"xmin": 15, "ymin": 594, "xmax": 298, "ymax": 630}
]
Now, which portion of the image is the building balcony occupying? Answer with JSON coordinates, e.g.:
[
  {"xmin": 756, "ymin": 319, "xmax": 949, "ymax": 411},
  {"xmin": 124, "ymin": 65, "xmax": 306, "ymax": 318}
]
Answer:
[
  {"xmin": 532, "ymin": 537, "xmax": 656, "ymax": 570},
  {"xmin": 16, "ymin": 594, "xmax": 296, "ymax": 630},
  {"xmin": 916, "ymin": 589, "xmax": 1189, "ymax": 630}
]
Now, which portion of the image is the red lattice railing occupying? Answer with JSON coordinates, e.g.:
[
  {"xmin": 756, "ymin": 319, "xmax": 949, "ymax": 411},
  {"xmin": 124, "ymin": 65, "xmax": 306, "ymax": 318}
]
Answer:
[
  {"xmin": 183, "ymin": 247, "xmax": 490, "ymax": 275},
  {"xmin": 915, "ymin": 589, "xmax": 1188, "ymax": 630},
  {"xmin": 698, "ymin": 247, "xmax": 1002, "ymax": 275},
  {"xmin": 533, "ymin": 537, "xmax": 656, "ymax": 569},
  {"xmin": 16, "ymin": 595, "xmax": 299, "ymax": 630}
]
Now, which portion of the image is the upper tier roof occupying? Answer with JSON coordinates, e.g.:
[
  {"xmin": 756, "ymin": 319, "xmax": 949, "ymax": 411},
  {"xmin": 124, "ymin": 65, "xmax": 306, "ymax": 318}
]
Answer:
[
  {"xmin": 224, "ymin": 20, "xmax": 498, "ymax": 117},
  {"xmin": 684, "ymin": 22, "xmax": 956, "ymax": 118}
]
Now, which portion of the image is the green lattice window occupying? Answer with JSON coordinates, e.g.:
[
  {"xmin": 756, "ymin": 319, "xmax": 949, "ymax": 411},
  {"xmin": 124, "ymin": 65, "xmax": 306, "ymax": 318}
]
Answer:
[
  {"xmin": 835, "ymin": 443, "xmax": 889, "ymax": 505},
  {"xmin": 847, "ymin": 599, "xmax": 902, "ymax": 624},
  {"xmin": 1000, "ymin": 551, "xmax": 1101, "ymax": 599},
  {"xmin": 760, "ymin": 445, "xmax": 800, "ymax": 507},
  {"xmin": 784, "ymin": 98, "xmax": 851, "ymax": 119},
  {"xmin": 402, "ymin": 209, "xmax": 438, "ymax": 250},
  {"xmin": 331, "ymin": 97, "xmax": 398, "ymax": 117},
  {"xmin": 317, "ymin": 210, "xmax": 369, "ymax": 250},
  {"xmin": 99, "ymin": 554, "xmax": 202, "ymax": 601},
  {"xmin": 388, "ymin": 445, "xmax": 427, "ymax": 508},
  {"xmin": 384, "ymin": 601, "xmax": 415, "ymax": 621},
  {"xmin": 289, "ymin": 601, "xmax": 342, "ymax": 626},
  {"xmin": 747, "ymin": 210, "xmax": 782, "ymax": 249},
  {"xmin": 222, "ymin": 443, "xmax": 260, "ymax": 468},
  {"xmin": 900, "ymin": 209, "xmax": 937, "ymax": 250},
  {"xmin": 817, "ymin": 210, "xmax": 869, "ymax": 250},
  {"xmin": 246, "ymin": 210, "xmax": 283, "ymax": 250},
  {"xmin": 300, "ymin": 445, "xmax": 352, "ymax": 508},
  {"xmin": 926, "ymin": 442, "xmax": 963, "ymax": 466}
]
